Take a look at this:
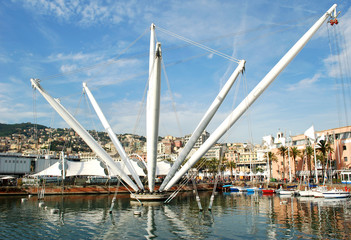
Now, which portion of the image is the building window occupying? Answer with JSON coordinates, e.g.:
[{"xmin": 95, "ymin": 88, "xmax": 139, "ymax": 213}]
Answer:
[
  {"xmin": 5, "ymin": 160, "xmax": 7, "ymax": 163},
  {"xmin": 345, "ymin": 157, "xmax": 348, "ymax": 162},
  {"xmin": 343, "ymin": 146, "xmax": 347, "ymax": 151}
]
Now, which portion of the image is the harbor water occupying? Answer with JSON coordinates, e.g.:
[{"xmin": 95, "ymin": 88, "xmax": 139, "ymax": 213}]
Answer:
[{"xmin": 1, "ymin": 191, "xmax": 351, "ymax": 239}]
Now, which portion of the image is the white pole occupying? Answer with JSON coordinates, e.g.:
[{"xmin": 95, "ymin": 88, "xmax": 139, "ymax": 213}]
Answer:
[
  {"xmin": 163, "ymin": 4, "xmax": 337, "ymax": 191},
  {"xmin": 61, "ymin": 151, "xmax": 65, "ymax": 180},
  {"xmin": 313, "ymin": 143, "xmax": 319, "ymax": 184},
  {"xmin": 147, "ymin": 43, "xmax": 162, "ymax": 192},
  {"xmin": 159, "ymin": 60, "xmax": 245, "ymax": 191},
  {"xmin": 250, "ymin": 145, "xmax": 252, "ymax": 182},
  {"xmin": 83, "ymin": 83, "xmax": 144, "ymax": 190},
  {"xmin": 149, "ymin": 24, "xmax": 155, "ymax": 76},
  {"xmin": 288, "ymin": 134, "xmax": 292, "ymax": 183},
  {"xmin": 266, "ymin": 150, "xmax": 270, "ymax": 183},
  {"xmin": 30, "ymin": 78, "xmax": 139, "ymax": 192}
]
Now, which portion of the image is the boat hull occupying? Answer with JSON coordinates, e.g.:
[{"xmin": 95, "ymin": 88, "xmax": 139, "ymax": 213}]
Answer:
[
  {"xmin": 130, "ymin": 193, "xmax": 170, "ymax": 201},
  {"xmin": 262, "ymin": 189, "xmax": 275, "ymax": 194},
  {"xmin": 323, "ymin": 190, "xmax": 351, "ymax": 198}
]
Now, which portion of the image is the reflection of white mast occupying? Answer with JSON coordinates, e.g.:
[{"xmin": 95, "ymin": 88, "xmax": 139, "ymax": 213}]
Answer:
[
  {"xmin": 145, "ymin": 206, "xmax": 156, "ymax": 239},
  {"xmin": 31, "ymin": 78, "xmax": 139, "ymax": 192},
  {"xmin": 83, "ymin": 82, "xmax": 144, "ymax": 190},
  {"xmin": 164, "ymin": 4, "xmax": 338, "ymax": 191},
  {"xmin": 164, "ymin": 206, "xmax": 195, "ymax": 236}
]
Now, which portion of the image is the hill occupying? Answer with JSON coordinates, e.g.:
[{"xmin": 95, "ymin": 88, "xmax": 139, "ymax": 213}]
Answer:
[{"xmin": 0, "ymin": 122, "xmax": 47, "ymax": 137}]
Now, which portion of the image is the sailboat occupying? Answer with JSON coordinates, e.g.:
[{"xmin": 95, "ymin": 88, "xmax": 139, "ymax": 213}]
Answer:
[{"xmin": 30, "ymin": 4, "xmax": 339, "ymax": 202}]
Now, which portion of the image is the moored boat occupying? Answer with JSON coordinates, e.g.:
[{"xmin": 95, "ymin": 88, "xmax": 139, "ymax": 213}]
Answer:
[
  {"xmin": 262, "ymin": 189, "xmax": 275, "ymax": 194},
  {"xmin": 279, "ymin": 190, "xmax": 296, "ymax": 196},
  {"xmin": 323, "ymin": 189, "xmax": 351, "ymax": 198},
  {"xmin": 230, "ymin": 186, "xmax": 247, "ymax": 192},
  {"xmin": 246, "ymin": 187, "xmax": 258, "ymax": 192},
  {"xmin": 312, "ymin": 186, "xmax": 328, "ymax": 198},
  {"xmin": 297, "ymin": 186, "xmax": 315, "ymax": 197}
]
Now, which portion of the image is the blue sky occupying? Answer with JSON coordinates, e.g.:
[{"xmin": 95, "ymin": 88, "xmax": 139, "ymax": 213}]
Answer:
[{"xmin": 1, "ymin": 0, "xmax": 350, "ymax": 144}]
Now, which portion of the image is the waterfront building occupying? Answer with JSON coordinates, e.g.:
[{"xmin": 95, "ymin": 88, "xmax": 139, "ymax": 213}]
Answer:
[
  {"xmin": 204, "ymin": 143, "xmax": 226, "ymax": 160},
  {"xmin": 0, "ymin": 153, "xmax": 58, "ymax": 176},
  {"xmin": 224, "ymin": 143, "xmax": 267, "ymax": 178},
  {"xmin": 269, "ymin": 125, "xmax": 351, "ymax": 181},
  {"xmin": 184, "ymin": 130, "xmax": 210, "ymax": 149}
]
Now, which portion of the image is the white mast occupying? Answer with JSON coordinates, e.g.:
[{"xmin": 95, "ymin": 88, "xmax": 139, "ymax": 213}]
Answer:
[
  {"xmin": 30, "ymin": 78, "xmax": 140, "ymax": 192},
  {"xmin": 163, "ymin": 4, "xmax": 338, "ymax": 191},
  {"xmin": 82, "ymin": 83, "xmax": 144, "ymax": 190},
  {"xmin": 147, "ymin": 42, "xmax": 162, "ymax": 192},
  {"xmin": 313, "ymin": 143, "xmax": 319, "ymax": 184},
  {"xmin": 159, "ymin": 60, "xmax": 245, "ymax": 191},
  {"xmin": 287, "ymin": 133, "xmax": 292, "ymax": 183},
  {"xmin": 149, "ymin": 24, "xmax": 156, "ymax": 76},
  {"xmin": 61, "ymin": 151, "xmax": 65, "ymax": 180}
]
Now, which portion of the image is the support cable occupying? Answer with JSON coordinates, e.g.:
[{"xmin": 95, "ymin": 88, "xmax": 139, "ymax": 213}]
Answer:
[
  {"xmin": 156, "ymin": 26, "xmax": 241, "ymax": 64},
  {"xmin": 161, "ymin": 59, "xmax": 183, "ymax": 137},
  {"xmin": 164, "ymin": 158, "xmax": 208, "ymax": 203}
]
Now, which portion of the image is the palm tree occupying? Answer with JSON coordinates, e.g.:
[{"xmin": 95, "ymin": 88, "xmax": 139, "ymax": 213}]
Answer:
[
  {"xmin": 278, "ymin": 146, "xmax": 288, "ymax": 180},
  {"xmin": 304, "ymin": 146, "xmax": 314, "ymax": 179},
  {"xmin": 290, "ymin": 147, "xmax": 300, "ymax": 180},
  {"xmin": 227, "ymin": 160, "xmax": 236, "ymax": 181},
  {"xmin": 265, "ymin": 151, "xmax": 277, "ymax": 180},
  {"xmin": 207, "ymin": 158, "xmax": 219, "ymax": 178},
  {"xmin": 316, "ymin": 139, "xmax": 333, "ymax": 181}
]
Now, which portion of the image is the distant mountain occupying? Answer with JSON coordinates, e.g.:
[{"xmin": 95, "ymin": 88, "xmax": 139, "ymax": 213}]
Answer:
[{"xmin": 0, "ymin": 122, "xmax": 47, "ymax": 137}]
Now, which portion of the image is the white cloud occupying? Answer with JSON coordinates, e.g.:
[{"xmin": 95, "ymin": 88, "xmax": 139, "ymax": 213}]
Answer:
[
  {"xmin": 19, "ymin": 0, "xmax": 141, "ymax": 26},
  {"xmin": 60, "ymin": 64, "xmax": 77, "ymax": 73},
  {"xmin": 287, "ymin": 73, "xmax": 321, "ymax": 91},
  {"xmin": 48, "ymin": 52, "xmax": 94, "ymax": 62}
]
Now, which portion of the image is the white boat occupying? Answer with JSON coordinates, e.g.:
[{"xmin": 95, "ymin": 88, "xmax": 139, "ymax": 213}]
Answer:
[
  {"xmin": 298, "ymin": 190, "xmax": 315, "ymax": 197},
  {"xmin": 279, "ymin": 190, "xmax": 296, "ymax": 196},
  {"xmin": 298, "ymin": 187, "xmax": 315, "ymax": 197},
  {"xmin": 312, "ymin": 186, "xmax": 328, "ymax": 198},
  {"xmin": 323, "ymin": 189, "xmax": 351, "ymax": 198},
  {"xmin": 230, "ymin": 186, "xmax": 247, "ymax": 192}
]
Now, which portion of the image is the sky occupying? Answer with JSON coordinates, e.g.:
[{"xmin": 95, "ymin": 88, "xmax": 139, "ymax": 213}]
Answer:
[{"xmin": 1, "ymin": 0, "xmax": 351, "ymax": 145}]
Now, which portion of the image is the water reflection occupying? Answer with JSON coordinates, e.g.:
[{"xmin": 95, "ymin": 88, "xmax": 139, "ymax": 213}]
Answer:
[{"xmin": 1, "ymin": 192, "xmax": 351, "ymax": 239}]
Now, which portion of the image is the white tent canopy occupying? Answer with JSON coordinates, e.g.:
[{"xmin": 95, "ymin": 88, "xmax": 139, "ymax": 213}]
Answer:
[{"xmin": 31, "ymin": 159, "xmax": 171, "ymax": 178}]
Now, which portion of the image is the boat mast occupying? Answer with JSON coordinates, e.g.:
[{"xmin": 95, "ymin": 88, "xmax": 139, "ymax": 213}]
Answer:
[
  {"xmin": 30, "ymin": 78, "xmax": 140, "ymax": 192},
  {"xmin": 147, "ymin": 23, "xmax": 162, "ymax": 192},
  {"xmin": 83, "ymin": 83, "xmax": 144, "ymax": 190},
  {"xmin": 163, "ymin": 4, "xmax": 338, "ymax": 191},
  {"xmin": 159, "ymin": 60, "xmax": 245, "ymax": 191}
]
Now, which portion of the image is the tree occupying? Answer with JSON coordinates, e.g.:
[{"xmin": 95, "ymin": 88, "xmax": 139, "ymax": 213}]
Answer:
[
  {"xmin": 207, "ymin": 158, "xmax": 219, "ymax": 177},
  {"xmin": 265, "ymin": 151, "xmax": 277, "ymax": 180},
  {"xmin": 290, "ymin": 147, "xmax": 301, "ymax": 179},
  {"xmin": 227, "ymin": 160, "xmax": 236, "ymax": 181},
  {"xmin": 316, "ymin": 139, "xmax": 333, "ymax": 181},
  {"xmin": 278, "ymin": 146, "xmax": 288, "ymax": 180},
  {"xmin": 304, "ymin": 146, "xmax": 314, "ymax": 178}
]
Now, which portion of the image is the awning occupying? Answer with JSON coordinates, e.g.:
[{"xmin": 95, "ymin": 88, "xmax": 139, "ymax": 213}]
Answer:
[{"xmin": 1, "ymin": 176, "xmax": 15, "ymax": 180}]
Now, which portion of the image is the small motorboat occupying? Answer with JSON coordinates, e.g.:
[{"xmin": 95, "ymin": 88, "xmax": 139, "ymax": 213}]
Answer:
[
  {"xmin": 230, "ymin": 186, "xmax": 247, "ymax": 192},
  {"xmin": 312, "ymin": 186, "xmax": 328, "ymax": 198},
  {"xmin": 323, "ymin": 189, "xmax": 351, "ymax": 198},
  {"xmin": 262, "ymin": 189, "xmax": 275, "ymax": 194},
  {"xmin": 246, "ymin": 187, "xmax": 258, "ymax": 192},
  {"xmin": 279, "ymin": 190, "xmax": 296, "ymax": 196}
]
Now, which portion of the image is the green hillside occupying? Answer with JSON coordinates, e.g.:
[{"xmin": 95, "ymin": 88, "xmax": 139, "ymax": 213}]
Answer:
[{"xmin": 0, "ymin": 122, "xmax": 47, "ymax": 137}]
